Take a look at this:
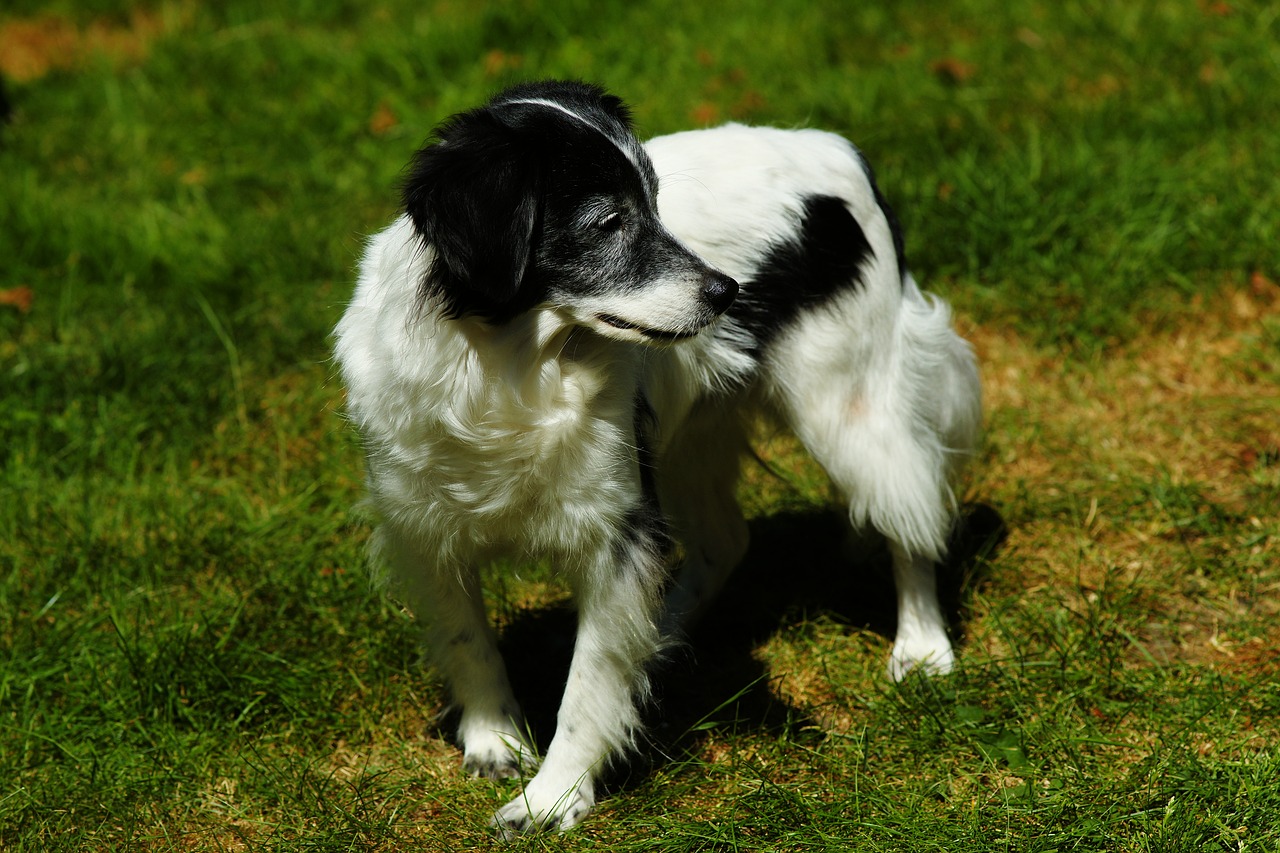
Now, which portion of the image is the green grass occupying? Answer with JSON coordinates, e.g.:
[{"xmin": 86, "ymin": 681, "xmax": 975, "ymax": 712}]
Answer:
[{"xmin": 3, "ymin": 0, "xmax": 1279, "ymax": 849}]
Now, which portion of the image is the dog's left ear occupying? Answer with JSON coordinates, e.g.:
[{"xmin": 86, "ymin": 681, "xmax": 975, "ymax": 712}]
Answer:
[{"xmin": 402, "ymin": 109, "xmax": 543, "ymax": 321}]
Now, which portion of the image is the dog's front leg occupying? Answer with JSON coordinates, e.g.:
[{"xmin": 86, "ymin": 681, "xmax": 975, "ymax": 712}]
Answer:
[
  {"xmin": 433, "ymin": 569, "xmax": 537, "ymax": 778},
  {"xmin": 380, "ymin": 531, "xmax": 534, "ymax": 778},
  {"xmin": 492, "ymin": 540, "xmax": 664, "ymax": 836}
]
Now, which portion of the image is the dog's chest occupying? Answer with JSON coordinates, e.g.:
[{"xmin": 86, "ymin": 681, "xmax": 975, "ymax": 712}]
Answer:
[{"xmin": 379, "ymin": 359, "xmax": 641, "ymax": 557}]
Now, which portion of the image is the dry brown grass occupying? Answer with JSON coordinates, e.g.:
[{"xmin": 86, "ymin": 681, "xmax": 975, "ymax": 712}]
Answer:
[
  {"xmin": 0, "ymin": 6, "xmax": 192, "ymax": 82},
  {"xmin": 967, "ymin": 279, "xmax": 1279, "ymax": 675}
]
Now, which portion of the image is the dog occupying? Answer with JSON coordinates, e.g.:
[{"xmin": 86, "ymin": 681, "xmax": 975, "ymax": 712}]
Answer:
[{"xmin": 334, "ymin": 80, "xmax": 981, "ymax": 834}]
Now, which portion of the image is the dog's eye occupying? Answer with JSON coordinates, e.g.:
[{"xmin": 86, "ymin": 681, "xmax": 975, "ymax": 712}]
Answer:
[{"xmin": 596, "ymin": 212, "xmax": 623, "ymax": 231}]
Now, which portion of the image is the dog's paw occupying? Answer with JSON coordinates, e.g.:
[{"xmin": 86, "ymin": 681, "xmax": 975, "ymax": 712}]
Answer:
[
  {"xmin": 459, "ymin": 721, "xmax": 537, "ymax": 780},
  {"xmin": 489, "ymin": 775, "xmax": 594, "ymax": 838},
  {"xmin": 463, "ymin": 751, "xmax": 531, "ymax": 780},
  {"xmin": 887, "ymin": 635, "xmax": 955, "ymax": 681}
]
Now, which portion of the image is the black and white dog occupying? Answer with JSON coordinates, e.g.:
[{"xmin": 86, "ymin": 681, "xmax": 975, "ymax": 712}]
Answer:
[{"xmin": 334, "ymin": 81, "xmax": 981, "ymax": 834}]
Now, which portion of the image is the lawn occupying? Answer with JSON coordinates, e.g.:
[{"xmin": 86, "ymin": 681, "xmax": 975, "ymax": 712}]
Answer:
[{"xmin": 2, "ymin": 1, "xmax": 1278, "ymax": 850}]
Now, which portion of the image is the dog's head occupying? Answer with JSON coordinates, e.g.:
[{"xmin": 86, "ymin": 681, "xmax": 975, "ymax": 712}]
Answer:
[{"xmin": 401, "ymin": 80, "xmax": 737, "ymax": 343}]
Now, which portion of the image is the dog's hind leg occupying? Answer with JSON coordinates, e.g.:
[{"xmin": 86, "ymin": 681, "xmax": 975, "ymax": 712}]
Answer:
[
  {"xmin": 658, "ymin": 404, "xmax": 750, "ymax": 635},
  {"xmin": 880, "ymin": 281, "xmax": 981, "ymax": 679},
  {"xmin": 884, "ymin": 541, "xmax": 955, "ymax": 679},
  {"xmin": 803, "ymin": 408, "xmax": 958, "ymax": 679},
  {"xmin": 378, "ymin": 530, "xmax": 534, "ymax": 778},
  {"xmin": 768, "ymin": 290, "xmax": 978, "ymax": 679},
  {"xmin": 809, "ymin": 432, "xmax": 957, "ymax": 679},
  {"xmin": 772, "ymin": 389, "xmax": 957, "ymax": 677}
]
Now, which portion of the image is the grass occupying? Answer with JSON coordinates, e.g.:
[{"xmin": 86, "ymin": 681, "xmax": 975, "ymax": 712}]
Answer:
[{"xmin": 2, "ymin": 0, "xmax": 1278, "ymax": 849}]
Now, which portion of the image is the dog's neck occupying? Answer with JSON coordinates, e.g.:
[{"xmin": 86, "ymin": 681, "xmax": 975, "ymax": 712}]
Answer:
[{"xmin": 448, "ymin": 309, "xmax": 639, "ymax": 415}]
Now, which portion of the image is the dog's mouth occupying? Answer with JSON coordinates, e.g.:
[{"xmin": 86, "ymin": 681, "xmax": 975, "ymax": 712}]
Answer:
[{"xmin": 596, "ymin": 314, "xmax": 702, "ymax": 342}]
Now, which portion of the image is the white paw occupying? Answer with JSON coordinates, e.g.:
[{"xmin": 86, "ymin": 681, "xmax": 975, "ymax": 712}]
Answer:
[
  {"xmin": 887, "ymin": 634, "xmax": 955, "ymax": 681},
  {"xmin": 490, "ymin": 774, "xmax": 594, "ymax": 837},
  {"xmin": 459, "ymin": 719, "xmax": 537, "ymax": 780}
]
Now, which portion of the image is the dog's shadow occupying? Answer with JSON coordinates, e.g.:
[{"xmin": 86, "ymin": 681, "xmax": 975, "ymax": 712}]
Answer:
[{"xmin": 485, "ymin": 503, "xmax": 1005, "ymax": 782}]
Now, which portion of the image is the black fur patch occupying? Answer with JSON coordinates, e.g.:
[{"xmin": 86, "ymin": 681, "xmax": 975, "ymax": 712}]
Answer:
[
  {"xmin": 617, "ymin": 393, "xmax": 674, "ymax": 570},
  {"xmin": 730, "ymin": 194, "xmax": 875, "ymax": 355},
  {"xmin": 632, "ymin": 391, "xmax": 661, "ymax": 512},
  {"xmin": 850, "ymin": 145, "xmax": 909, "ymax": 280}
]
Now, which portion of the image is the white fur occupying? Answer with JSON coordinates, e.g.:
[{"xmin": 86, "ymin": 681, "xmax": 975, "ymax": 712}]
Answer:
[{"xmin": 335, "ymin": 118, "xmax": 981, "ymax": 834}]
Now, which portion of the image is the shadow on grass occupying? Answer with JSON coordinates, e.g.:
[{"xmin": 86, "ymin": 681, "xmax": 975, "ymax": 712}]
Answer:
[{"xmin": 445, "ymin": 503, "xmax": 1005, "ymax": 783}]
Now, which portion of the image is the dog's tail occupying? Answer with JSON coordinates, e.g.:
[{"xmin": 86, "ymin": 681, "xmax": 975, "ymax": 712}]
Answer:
[{"xmin": 903, "ymin": 273, "xmax": 983, "ymax": 479}]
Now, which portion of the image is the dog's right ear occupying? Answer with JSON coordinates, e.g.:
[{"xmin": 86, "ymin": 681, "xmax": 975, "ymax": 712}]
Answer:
[{"xmin": 402, "ymin": 109, "xmax": 543, "ymax": 322}]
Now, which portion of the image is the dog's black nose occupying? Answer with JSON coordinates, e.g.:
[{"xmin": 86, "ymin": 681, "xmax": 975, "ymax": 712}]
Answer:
[{"xmin": 702, "ymin": 270, "xmax": 739, "ymax": 314}]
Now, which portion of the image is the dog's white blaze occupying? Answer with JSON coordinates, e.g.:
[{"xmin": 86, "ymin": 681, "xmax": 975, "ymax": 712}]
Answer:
[{"xmin": 503, "ymin": 96, "xmax": 646, "ymax": 175}]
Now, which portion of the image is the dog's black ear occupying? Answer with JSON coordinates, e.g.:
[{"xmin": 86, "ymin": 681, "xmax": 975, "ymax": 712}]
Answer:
[
  {"xmin": 402, "ymin": 109, "xmax": 543, "ymax": 321},
  {"xmin": 596, "ymin": 91, "xmax": 634, "ymax": 131}
]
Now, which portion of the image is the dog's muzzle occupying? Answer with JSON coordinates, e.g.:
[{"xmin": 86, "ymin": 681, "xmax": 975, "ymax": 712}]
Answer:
[{"xmin": 592, "ymin": 267, "xmax": 739, "ymax": 343}]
